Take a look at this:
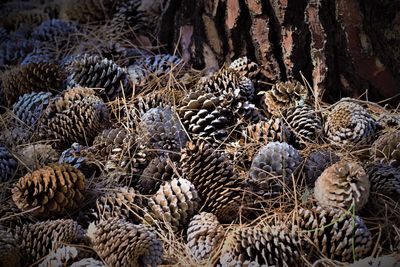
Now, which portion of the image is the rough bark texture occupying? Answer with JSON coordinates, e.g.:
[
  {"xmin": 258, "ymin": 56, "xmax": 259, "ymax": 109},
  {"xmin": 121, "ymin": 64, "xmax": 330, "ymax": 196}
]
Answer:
[{"xmin": 158, "ymin": 0, "xmax": 400, "ymax": 105}]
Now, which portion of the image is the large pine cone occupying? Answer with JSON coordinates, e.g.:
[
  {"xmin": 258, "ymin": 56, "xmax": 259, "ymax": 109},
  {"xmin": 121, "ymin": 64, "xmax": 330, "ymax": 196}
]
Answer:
[
  {"xmin": 261, "ymin": 80, "xmax": 308, "ymax": 117},
  {"xmin": 88, "ymin": 218, "xmax": 163, "ymax": 267},
  {"xmin": 12, "ymin": 163, "xmax": 86, "ymax": 216},
  {"xmin": 324, "ymin": 101, "xmax": 376, "ymax": 145},
  {"xmin": 181, "ymin": 141, "xmax": 245, "ymax": 223},
  {"xmin": 2, "ymin": 62, "xmax": 64, "ymax": 106},
  {"xmin": 304, "ymin": 149, "xmax": 340, "ymax": 186},
  {"xmin": 0, "ymin": 146, "xmax": 17, "ymax": 182},
  {"xmin": 38, "ymin": 87, "xmax": 109, "ymax": 149},
  {"xmin": 249, "ymin": 142, "xmax": 303, "ymax": 196},
  {"xmin": 228, "ymin": 57, "xmax": 260, "ymax": 80},
  {"xmin": 366, "ymin": 163, "xmax": 400, "ymax": 199},
  {"xmin": 297, "ymin": 206, "xmax": 372, "ymax": 262},
  {"xmin": 186, "ymin": 212, "xmax": 224, "ymax": 261},
  {"xmin": 219, "ymin": 224, "xmax": 301, "ymax": 267},
  {"xmin": 12, "ymin": 91, "xmax": 52, "ymax": 127},
  {"xmin": 241, "ymin": 117, "xmax": 291, "ymax": 144},
  {"xmin": 0, "ymin": 227, "xmax": 21, "ymax": 267},
  {"xmin": 139, "ymin": 106, "xmax": 188, "ymax": 153},
  {"xmin": 67, "ymin": 54, "xmax": 130, "ymax": 101},
  {"xmin": 145, "ymin": 177, "xmax": 200, "ymax": 232},
  {"xmin": 370, "ymin": 130, "xmax": 400, "ymax": 167},
  {"xmin": 314, "ymin": 160, "xmax": 370, "ymax": 211},
  {"xmin": 13, "ymin": 219, "xmax": 86, "ymax": 265}
]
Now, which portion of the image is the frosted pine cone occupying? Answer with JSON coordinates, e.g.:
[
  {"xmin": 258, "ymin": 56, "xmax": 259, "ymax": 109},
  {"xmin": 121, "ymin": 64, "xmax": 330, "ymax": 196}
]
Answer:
[
  {"xmin": 366, "ymin": 163, "xmax": 400, "ymax": 199},
  {"xmin": 249, "ymin": 142, "xmax": 303, "ymax": 196},
  {"xmin": 314, "ymin": 160, "xmax": 370, "ymax": 211},
  {"xmin": 187, "ymin": 212, "xmax": 224, "ymax": 261},
  {"xmin": 261, "ymin": 80, "xmax": 308, "ymax": 117},
  {"xmin": 0, "ymin": 146, "xmax": 17, "ymax": 182},
  {"xmin": 371, "ymin": 130, "xmax": 400, "ymax": 167},
  {"xmin": 12, "ymin": 163, "xmax": 86, "ymax": 216},
  {"xmin": 304, "ymin": 149, "xmax": 339, "ymax": 186},
  {"xmin": 297, "ymin": 206, "xmax": 372, "ymax": 262},
  {"xmin": 88, "ymin": 218, "xmax": 163, "ymax": 267},
  {"xmin": 324, "ymin": 100, "xmax": 376, "ymax": 145},
  {"xmin": 229, "ymin": 57, "xmax": 260, "ymax": 80},
  {"xmin": 145, "ymin": 178, "xmax": 200, "ymax": 232},
  {"xmin": 137, "ymin": 156, "xmax": 175, "ymax": 194}
]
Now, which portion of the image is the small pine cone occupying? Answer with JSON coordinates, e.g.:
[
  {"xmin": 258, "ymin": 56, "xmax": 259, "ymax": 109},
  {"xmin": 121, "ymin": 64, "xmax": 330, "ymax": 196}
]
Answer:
[
  {"xmin": 0, "ymin": 146, "xmax": 17, "ymax": 182},
  {"xmin": 38, "ymin": 87, "xmax": 109, "ymax": 149},
  {"xmin": 249, "ymin": 142, "xmax": 303, "ymax": 196},
  {"xmin": 261, "ymin": 80, "xmax": 308, "ymax": 117},
  {"xmin": 228, "ymin": 57, "xmax": 260, "ymax": 80},
  {"xmin": 31, "ymin": 19, "xmax": 78, "ymax": 48},
  {"xmin": 2, "ymin": 62, "xmax": 64, "ymax": 106},
  {"xmin": 14, "ymin": 219, "xmax": 86, "ymax": 265},
  {"xmin": 93, "ymin": 187, "xmax": 144, "ymax": 223},
  {"xmin": 70, "ymin": 258, "xmax": 106, "ymax": 267},
  {"xmin": 145, "ymin": 178, "xmax": 200, "ymax": 232},
  {"xmin": 38, "ymin": 245, "xmax": 80, "ymax": 267},
  {"xmin": 0, "ymin": 227, "xmax": 21, "ymax": 267},
  {"xmin": 88, "ymin": 219, "xmax": 163, "ymax": 267},
  {"xmin": 16, "ymin": 143, "xmax": 59, "ymax": 172},
  {"xmin": 220, "ymin": 224, "xmax": 301, "ymax": 267},
  {"xmin": 12, "ymin": 91, "xmax": 52, "ymax": 127},
  {"xmin": 242, "ymin": 117, "xmax": 291, "ymax": 144},
  {"xmin": 12, "ymin": 163, "xmax": 86, "ymax": 216},
  {"xmin": 366, "ymin": 163, "xmax": 400, "ymax": 199},
  {"xmin": 181, "ymin": 141, "xmax": 244, "ymax": 223},
  {"xmin": 371, "ymin": 131, "xmax": 400, "ymax": 167},
  {"xmin": 297, "ymin": 206, "xmax": 372, "ymax": 262},
  {"xmin": 137, "ymin": 156, "xmax": 175, "ymax": 194},
  {"xmin": 186, "ymin": 212, "xmax": 224, "ymax": 261},
  {"xmin": 67, "ymin": 54, "xmax": 130, "ymax": 101},
  {"xmin": 314, "ymin": 160, "xmax": 370, "ymax": 211},
  {"xmin": 324, "ymin": 101, "xmax": 377, "ymax": 145},
  {"xmin": 304, "ymin": 150, "xmax": 340, "ymax": 186}
]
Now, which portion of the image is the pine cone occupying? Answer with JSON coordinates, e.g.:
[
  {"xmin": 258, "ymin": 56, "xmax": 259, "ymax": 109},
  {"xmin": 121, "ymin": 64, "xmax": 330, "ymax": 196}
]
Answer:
[
  {"xmin": 88, "ymin": 218, "xmax": 163, "ymax": 267},
  {"xmin": 138, "ymin": 156, "xmax": 175, "ymax": 194},
  {"xmin": 371, "ymin": 130, "xmax": 400, "ymax": 167},
  {"xmin": 140, "ymin": 106, "xmax": 188, "ymax": 152},
  {"xmin": 21, "ymin": 46, "xmax": 55, "ymax": 65},
  {"xmin": 38, "ymin": 245, "xmax": 80, "ymax": 267},
  {"xmin": 145, "ymin": 177, "xmax": 200, "ymax": 231},
  {"xmin": 324, "ymin": 101, "xmax": 376, "ymax": 145},
  {"xmin": 0, "ymin": 146, "xmax": 17, "ymax": 182},
  {"xmin": 249, "ymin": 142, "xmax": 303, "ymax": 196},
  {"xmin": 31, "ymin": 19, "xmax": 78, "ymax": 48},
  {"xmin": 12, "ymin": 91, "xmax": 52, "ymax": 127},
  {"xmin": 0, "ymin": 38, "xmax": 35, "ymax": 67},
  {"xmin": 70, "ymin": 258, "xmax": 106, "ymax": 267},
  {"xmin": 2, "ymin": 62, "xmax": 64, "ymax": 106},
  {"xmin": 58, "ymin": 143, "xmax": 99, "ymax": 178},
  {"xmin": 181, "ymin": 141, "xmax": 244, "ymax": 223},
  {"xmin": 297, "ymin": 205, "xmax": 372, "ymax": 262},
  {"xmin": 377, "ymin": 113, "xmax": 400, "ymax": 130},
  {"xmin": 67, "ymin": 54, "xmax": 130, "ymax": 101},
  {"xmin": 219, "ymin": 224, "xmax": 301, "ymax": 267},
  {"xmin": 366, "ymin": 163, "xmax": 400, "ymax": 199},
  {"xmin": 304, "ymin": 150, "xmax": 339, "ymax": 186},
  {"xmin": 14, "ymin": 219, "xmax": 86, "ymax": 265},
  {"xmin": 12, "ymin": 163, "xmax": 86, "ymax": 216},
  {"xmin": 314, "ymin": 160, "xmax": 370, "ymax": 211},
  {"xmin": 229, "ymin": 57, "xmax": 260, "ymax": 80},
  {"xmin": 242, "ymin": 117, "xmax": 291, "ymax": 144},
  {"xmin": 93, "ymin": 187, "xmax": 144, "ymax": 223},
  {"xmin": 186, "ymin": 212, "xmax": 224, "ymax": 261},
  {"xmin": 261, "ymin": 80, "xmax": 308, "ymax": 117},
  {"xmin": 38, "ymin": 87, "xmax": 109, "ymax": 149},
  {"xmin": 0, "ymin": 227, "xmax": 21, "ymax": 267}
]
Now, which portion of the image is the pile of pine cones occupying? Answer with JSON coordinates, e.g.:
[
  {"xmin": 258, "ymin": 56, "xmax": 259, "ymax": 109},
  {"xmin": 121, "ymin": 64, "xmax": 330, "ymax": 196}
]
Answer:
[{"xmin": 0, "ymin": 0, "xmax": 399, "ymax": 266}]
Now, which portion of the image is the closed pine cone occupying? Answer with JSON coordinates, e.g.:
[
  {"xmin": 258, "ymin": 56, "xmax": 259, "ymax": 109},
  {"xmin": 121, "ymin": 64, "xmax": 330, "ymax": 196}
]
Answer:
[
  {"xmin": 261, "ymin": 80, "xmax": 308, "ymax": 117},
  {"xmin": 0, "ymin": 227, "xmax": 21, "ymax": 267},
  {"xmin": 229, "ymin": 57, "xmax": 260, "ymax": 80},
  {"xmin": 314, "ymin": 160, "xmax": 370, "ymax": 211},
  {"xmin": 186, "ymin": 212, "xmax": 224, "ymax": 261},
  {"xmin": 12, "ymin": 163, "xmax": 86, "ymax": 216},
  {"xmin": 296, "ymin": 205, "xmax": 372, "ymax": 262},
  {"xmin": 370, "ymin": 130, "xmax": 400, "ymax": 167},
  {"xmin": 0, "ymin": 146, "xmax": 18, "ymax": 182},
  {"xmin": 145, "ymin": 177, "xmax": 200, "ymax": 232},
  {"xmin": 38, "ymin": 87, "xmax": 109, "ymax": 149},
  {"xmin": 366, "ymin": 163, "xmax": 400, "ymax": 199},
  {"xmin": 13, "ymin": 219, "xmax": 86, "ymax": 265},
  {"xmin": 219, "ymin": 224, "xmax": 301, "ymax": 267},
  {"xmin": 324, "ymin": 100, "xmax": 376, "ymax": 145},
  {"xmin": 88, "ymin": 218, "xmax": 163, "ymax": 267}
]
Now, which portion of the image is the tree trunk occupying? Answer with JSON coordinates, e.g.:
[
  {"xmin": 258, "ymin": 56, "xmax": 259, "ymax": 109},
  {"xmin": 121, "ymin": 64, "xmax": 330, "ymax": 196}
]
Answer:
[{"xmin": 157, "ymin": 0, "xmax": 400, "ymax": 105}]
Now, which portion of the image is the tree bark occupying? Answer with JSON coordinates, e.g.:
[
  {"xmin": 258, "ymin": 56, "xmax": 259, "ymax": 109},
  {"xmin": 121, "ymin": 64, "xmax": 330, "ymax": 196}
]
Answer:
[{"xmin": 157, "ymin": 0, "xmax": 400, "ymax": 105}]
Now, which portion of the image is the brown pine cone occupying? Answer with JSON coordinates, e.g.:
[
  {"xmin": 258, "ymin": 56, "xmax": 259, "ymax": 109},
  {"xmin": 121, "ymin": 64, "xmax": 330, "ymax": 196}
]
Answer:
[
  {"xmin": 186, "ymin": 212, "xmax": 224, "ymax": 261},
  {"xmin": 12, "ymin": 163, "xmax": 86, "ymax": 216},
  {"xmin": 241, "ymin": 117, "xmax": 292, "ymax": 145},
  {"xmin": 366, "ymin": 163, "xmax": 400, "ymax": 199},
  {"xmin": 370, "ymin": 130, "xmax": 400, "ymax": 167},
  {"xmin": 0, "ymin": 146, "xmax": 18, "ymax": 182},
  {"xmin": 137, "ymin": 156, "xmax": 175, "ymax": 194},
  {"xmin": 304, "ymin": 149, "xmax": 340, "ymax": 186},
  {"xmin": 314, "ymin": 160, "xmax": 370, "ymax": 211},
  {"xmin": 297, "ymin": 205, "xmax": 372, "ymax": 262},
  {"xmin": 88, "ymin": 218, "xmax": 163, "ymax": 267},
  {"xmin": 0, "ymin": 227, "xmax": 21, "ymax": 267},
  {"xmin": 229, "ymin": 57, "xmax": 260, "ymax": 80},
  {"xmin": 324, "ymin": 100, "xmax": 376, "ymax": 145},
  {"xmin": 14, "ymin": 219, "xmax": 86, "ymax": 265}
]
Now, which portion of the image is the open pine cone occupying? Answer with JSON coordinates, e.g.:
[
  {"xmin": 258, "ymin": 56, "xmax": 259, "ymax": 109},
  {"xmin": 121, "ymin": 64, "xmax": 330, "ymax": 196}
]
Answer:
[
  {"xmin": 242, "ymin": 117, "xmax": 292, "ymax": 144},
  {"xmin": 0, "ymin": 146, "xmax": 18, "ymax": 182},
  {"xmin": 370, "ymin": 130, "xmax": 400, "ymax": 167},
  {"xmin": 88, "ymin": 218, "xmax": 163, "ymax": 267},
  {"xmin": 228, "ymin": 56, "xmax": 260, "ymax": 80},
  {"xmin": 314, "ymin": 160, "xmax": 370, "ymax": 211},
  {"xmin": 366, "ymin": 163, "xmax": 400, "ymax": 199},
  {"xmin": 324, "ymin": 100, "xmax": 376, "ymax": 145},
  {"xmin": 186, "ymin": 212, "xmax": 224, "ymax": 261},
  {"xmin": 304, "ymin": 149, "xmax": 340, "ymax": 186},
  {"xmin": 12, "ymin": 163, "xmax": 86, "ymax": 216}
]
